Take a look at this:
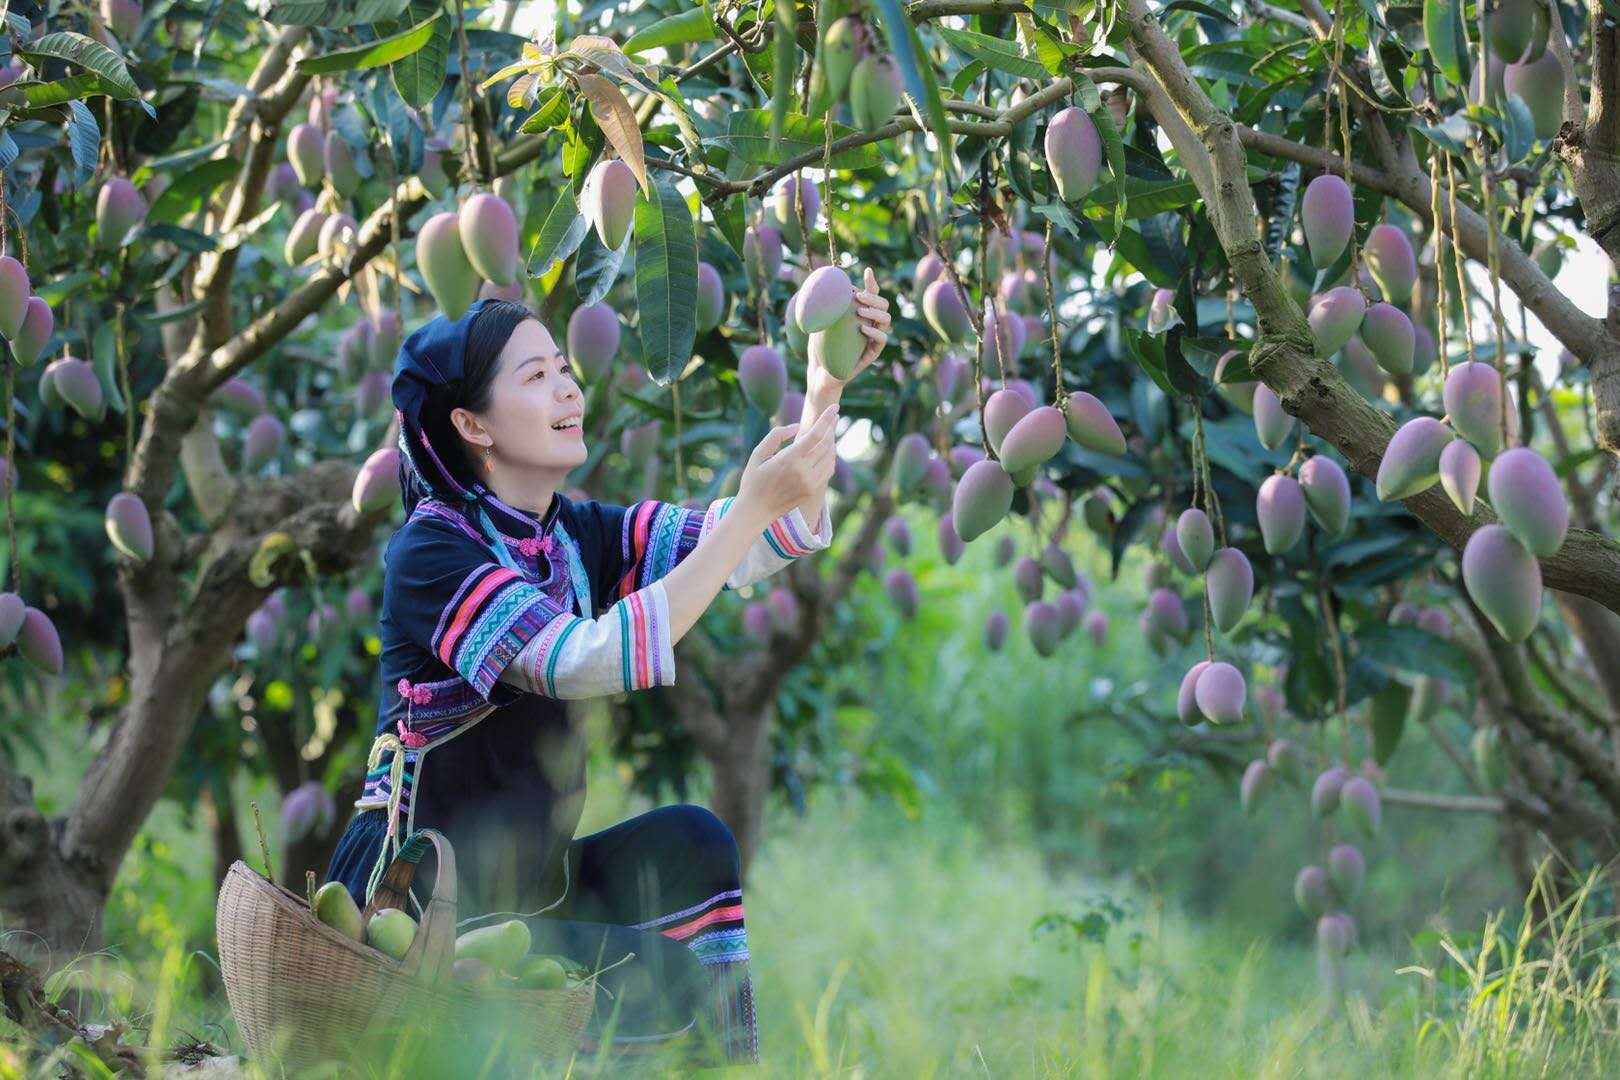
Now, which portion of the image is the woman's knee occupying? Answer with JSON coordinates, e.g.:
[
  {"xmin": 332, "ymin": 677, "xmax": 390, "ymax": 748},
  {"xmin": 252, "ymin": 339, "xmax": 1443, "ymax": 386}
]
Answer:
[{"xmin": 656, "ymin": 803, "xmax": 740, "ymax": 866}]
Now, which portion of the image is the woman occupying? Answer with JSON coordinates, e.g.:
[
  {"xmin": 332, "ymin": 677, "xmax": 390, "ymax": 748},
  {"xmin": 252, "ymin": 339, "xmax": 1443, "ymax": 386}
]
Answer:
[{"xmin": 325, "ymin": 274, "xmax": 890, "ymax": 1069}]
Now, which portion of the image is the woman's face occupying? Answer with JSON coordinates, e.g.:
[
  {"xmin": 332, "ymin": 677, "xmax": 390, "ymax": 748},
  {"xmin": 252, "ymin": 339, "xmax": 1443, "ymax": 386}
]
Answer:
[{"xmin": 457, "ymin": 318, "xmax": 588, "ymax": 474}]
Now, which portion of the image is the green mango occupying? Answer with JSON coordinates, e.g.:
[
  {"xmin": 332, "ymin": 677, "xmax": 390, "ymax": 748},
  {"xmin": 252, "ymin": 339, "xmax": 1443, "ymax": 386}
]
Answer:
[
  {"xmin": 366, "ymin": 907, "xmax": 417, "ymax": 960},
  {"xmin": 312, "ymin": 880, "xmax": 364, "ymax": 942},
  {"xmin": 454, "ymin": 918, "xmax": 532, "ymax": 973}
]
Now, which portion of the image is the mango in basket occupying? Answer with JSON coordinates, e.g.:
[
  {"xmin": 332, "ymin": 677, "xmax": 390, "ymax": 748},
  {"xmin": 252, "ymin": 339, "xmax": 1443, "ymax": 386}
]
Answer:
[
  {"xmin": 453, "ymin": 918, "xmax": 531, "ymax": 972},
  {"xmin": 451, "ymin": 957, "xmax": 495, "ymax": 989},
  {"xmin": 312, "ymin": 880, "xmax": 364, "ymax": 941},
  {"xmin": 512, "ymin": 954, "xmax": 566, "ymax": 990},
  {"xmin": 366, "ymin": 907, "xmax": 417, "ymax": 960}
]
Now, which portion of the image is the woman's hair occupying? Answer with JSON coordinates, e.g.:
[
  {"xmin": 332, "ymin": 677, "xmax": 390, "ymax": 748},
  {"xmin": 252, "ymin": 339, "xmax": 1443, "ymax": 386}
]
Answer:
[{"xmin": 418, "ymin": 300, "xmax": 536, "ymax": 487}]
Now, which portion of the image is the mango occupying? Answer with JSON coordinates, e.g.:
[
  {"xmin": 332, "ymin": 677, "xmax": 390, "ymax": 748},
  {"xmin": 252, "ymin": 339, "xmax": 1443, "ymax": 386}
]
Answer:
[
  {"xmin": 513, "ymin": 954, "xmax": 567, "ymax": 990},
  {"xmin": 1339, "ymin": 777, "xmax": 1382, "ymax": 837},
  {"xmin": 212, "ymin": 376, "xmax": 267, "ymax": 417},
  {"xmin": 452, "ymin": 918, "xmax": 532, "ymax": 972},
  {"xmin": 884, "ymin": 568, "xmax": 919, "ymax": 618},
  {"xmin": 1438, "ymin": 438, "xmax": 1481, "ymax": 515},
  {"xmin": 17, "ymin": 607, "xmax": 62, "ymax": 675},
  {"xmin": 582, "ymin": 159, "xmax": 638, "ymax": 252},
  {"xmin": 1014, "ymin": 556, "xmax": 1044, "ymax": 604},
  {"xmin": 1206, "ymin": 547, "xmax": 1253, "ymax": 632},
  {"xmin": 419, "ymin": 147, "xmax": 451, "ymax": 199},
  {"xmin": 1146, "ymin": 287, "xmax": 1177, "ymax": 334},
  {"xmin": 283, "ymin": 208, "xmax": 328, "ymax": 265},
  {"xmin": 317, "ymin": 212, "xmax": 358, "ymax": 267},
  {"xmin": 96, "ymin": 178, "xmax": 146, "ymax": 250},
  {"xmin": 1317, "ymin": 912, "xmax": 1355, "ymax": 957},
  {"xmin": 281, "ymin": 781, "xmax": 333, "ymax": 845},
  {"xmin": 352, "ymin": 446, "xmax": 401, "ymax": 513},
  {"xmin": 938, "ymin": 514, "xmax": 966, "ymax": 565},
  {"xmin": 743, "ymin": 224, "xmax": 784, "ymax": 290},
  {"xmin": 982, "ymin": 300, "xmax": 1025, "ymax": 370},
  {"xmin": 1360, "ymin": 302, "xmax": 1414, "ymax": 374},
  {"xmin": 983, "ymin": 388, "xmax": 1031, "ymax": 455},
  {"xmin": 101, "ymin": 0, "xmax": 141, "ymax": 38},
  {"xmin": 1214, "ymin": 350, "xmax": 1258, "ymax": 414},
  {"xmin": 952, "ymin": 459, "xmax": 1014, "ymax": 541},
  {"xmin": 243, "ymin": 414, "xmax": 285, "ymax": 472},
  {"xmin": 770, "ymin": 175, "xmax": 820, "ymax": 249},
  {"xmin": 324, "ymin": 131, "xmax": 360, "ymax": 198},
  {"xmin": 1085, "ymin": 610, "xmax": 1109, "ymax": 646},
  {"xmin": 884, "ymin": 515, "xmax": 912, "ymax": 556},
  {"xmin": 1175, "ymin": 508, "xmax": 1215, "ymax": 572},
  {"xmin": 417, "ymin": 211, "xmax": 479, "ymax": 319},
  {"xmin": 53, "ymin": 357, "xmax": 105, "ymax": 421},
  {"xmin": 1487, "ymin": 0, "xmax": 1537, "ymax": 60},
  {"xmin": 105, "ymin": 492, "xmax": 153, "ymax": 563},
  {"xmin": 1252, "ymin": 384, "xmax": 1294, "ymax": 450},
  {"xmin": 796, "ymin": 266, "xmax": 855, "ymax": 333},
  {"xmin": 1362, "ymin": 225, "xmax": 1416, "ymax": 305},
  {"xmin": 949, "ymin": 445, "xmax": 983, "ymax": 478},
  {"xmin": 452, "ymin": 957, "xmax": 496, "ymax": 990},
  {"xmin": 287, "ymin": 122, "xmax": 325, "ymax": 187},
  {"xmin": 1463, "ymin": 524, "xmax": 1542, "ymax": 641},
  {"xmin": 984, "ymin": 609, "xmax": 1009, "ymax": 651},
  {"xmin": 0, "ymin": 256, "xmax": 30, "ymax": 339},
  {"xmin": 1412, "ymin": 325, "xmax": 1438, "ymax": 376},
  {"xmin": 922, "ymin": 278, "xmax": 972, "ymax": 342},
  {"xmin": 1311, "ymin": 765, "xmax": 1349, "ymax": 817},
  {"xmin": 995, "ymin": 534, "xmax": 1016, "ymax": 567},
  {"xmin": 10, "ymin": 296, "xmax": 53, "ymax": 367},
  {"xmin": 849, "ymin": 54, "xmax": 904, "ymax": 133},
  {"xmin": 1063, "ymin": 391, "xmax": 1127, "ymax": 455},
  {"xmin": 312, "ymin": 880, "xmax": 364, "ymax": 941},
  {"xmin": 1299, "ymin": 456, "xmax": 1351, "ymax": 534},
  {"xmin": 920, "ymin": 455, "xmax": 951, "ymax": 506},
  {"xmin": 821, "ymin": 16, "xmax": 863, "ymax": 102},
  {"xmin": 808, "ymin": 306, "xmax": 864, "ymax": 380},
  {"xmin": 459, "ymin": 192, "xmax": 520, "ymax": 286},
  {"xmin": 694, "ymin": 261, "xmax": 726, "ymax": 332},
  {"xmin": 0, "ymin": 593, "xmax": 23, "ymax": 648},
  {"xmin": 1257, "ymin": 473, "xmax": 1306, "ymax": 554},
  {"xmin": 765, "ymin": 587, "xmax": 799, "ymax": 633},
  {"xmin": 1486, "ymin": 446, "xmax": 1567, "ymax": 556},
  {"xmin": 1176, "ymin": 661, "xmax": 1212, "ymax": 725},
  {"xmin": 892, "ymin": 432, "xmax": 931, "ymax": 499},
  {"xmin": 1504, "ymin": 49, "xmax": 1563, "ymax": 140},
  {"xmin": 1195, "ymin": 661, "xmax": 1246, "ymax": 724},
  {"xmin": 912, "ymin": 252, "xmax": 944, "ymax": 309},
  {"xmin": 1376, "ymin": 416, "xmax": 1454, "ymax": 500},
  {"xmin": 1147, "ymin": 587, "xmax": 1188, "ymax": 640},
  {"xmin": 1308, "ymin": 287, "xmax": 1366, "ymax": 357},
  {"xmin": 1042, "ymin": 544, "xmax": 1079, "ymax": 590},
  {"xmin": 1300, "ymin": 174, "xmax": 1353, "ymax": 268},
  {"xmin": 367, "ymin": 907, "xmax": 418, "ymax": 960},
  {"xmin": 742, "ymin": 601, "xmax": 772, "ymax": 644},
  {"xmin": 1267, "ymin": 738, "xmax": 1307, "ymax": 781},
  {"xmin": 1295, "ymin": 865, "xmax": 1333, "ymax": 918},
  {"xmin": 1162, "ymin": 524, "xmax": 1196, "ymax": 576},
  {"xmin": 567, "ymin": 302, "xmax": 621, "ymax": 382},
  {"xmin": 1328, "ymin": 843, "xmax": 1364, "ymax": 903},
  {"xmin": 1024, "ymin": 599, "xmax": 1062, "ymax": 656},
  {"xmin": 1044, "ymin": 106, "xmax": 1102, "ymax": 204},
  {"xmin": 1240, "ymin": 760, "xmax": 1272, "ymax": 815},
  {"xmin": 738, "ymin": 344, "xmax": 787, "ymax": 417},
  {"xmin": 998, "ymin": 405, "xmax": 1066, "ymax": 475},
  {"xmin": 1444, "ymin": 361, "xmax": 1508, "ymax": 458}
]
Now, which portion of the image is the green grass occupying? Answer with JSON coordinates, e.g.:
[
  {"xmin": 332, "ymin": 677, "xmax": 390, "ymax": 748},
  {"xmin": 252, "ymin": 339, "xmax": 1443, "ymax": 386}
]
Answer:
[{"xmin": 5, "ymin": 776, "xmax": 1617, "ymax": 1078}]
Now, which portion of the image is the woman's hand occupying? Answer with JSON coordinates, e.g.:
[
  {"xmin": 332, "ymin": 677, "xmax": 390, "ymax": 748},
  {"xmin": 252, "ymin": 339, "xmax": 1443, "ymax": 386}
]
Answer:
[
  {"xmin": 735, "ymin": 403, "xmax": 839, "ymax": 524},
  {"xmin": 806, "ymin": 268, "xmax": 892, "ymax": 398}
]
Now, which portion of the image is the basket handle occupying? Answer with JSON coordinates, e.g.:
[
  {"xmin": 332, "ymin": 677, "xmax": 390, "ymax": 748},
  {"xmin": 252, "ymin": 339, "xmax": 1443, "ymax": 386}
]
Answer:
[{"xmin": 361, "ymin": 828, "xmax": 458, "ymax": 982}]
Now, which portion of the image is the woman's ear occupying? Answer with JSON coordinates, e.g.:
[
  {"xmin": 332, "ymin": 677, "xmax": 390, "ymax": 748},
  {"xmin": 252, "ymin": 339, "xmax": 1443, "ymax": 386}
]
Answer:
[{"xmin": 448, "ymin": 405, "xmax": 492, "ymax": 448}]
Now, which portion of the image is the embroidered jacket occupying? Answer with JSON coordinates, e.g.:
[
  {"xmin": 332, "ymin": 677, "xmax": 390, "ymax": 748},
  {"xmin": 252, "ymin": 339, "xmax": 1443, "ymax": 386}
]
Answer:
[{"xmin": 356, "ymin": 490, "xmax": 833, "ymax": 818}]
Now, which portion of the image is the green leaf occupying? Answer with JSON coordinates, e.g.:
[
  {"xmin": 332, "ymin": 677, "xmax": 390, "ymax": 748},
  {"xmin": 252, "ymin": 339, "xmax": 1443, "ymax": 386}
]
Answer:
[
  {"xmin": 934, "ymin": 26, "xmax": 1046, "ymax": 79},
  {"xmin": 19, "ymin": 32, "xmax": 145, "ymax": 105},
  {"xmin": 771, "ymin": 0, "xmax": 797, "ymax": 150},
  {"xmin": 1422, "ymin": 0, "xmax": 1469, "ymax": 88},
  {"xmin": 527, "ymin": 187, "xmax": 590, "ymax": 279},
  {"xmin": 265, "ymin": 0, "xmax": 411, "ymax": 27},
  {"xmin": 624, "ymin": 7, "xmax": 717, "ymax": 55},
  {"xmin": 298, "ymin": 13, "xmax": 442, "ymax": 73},
  {"xmin": 385, "ymin": 1, "xmax": 451, "ymax": 107},
  {"xmin": 634, "ymin": 176, "xmax": 699, "ymax": 387},
  {"xmin": 720, "ymin": 110, "xmax": 884, "ymax": 168},
  {"xmin": 8, "ymin": 73, "xmax": 113, "ymax": 109},
  {"xmin": 65, "ymin": 99, "xmax": 99, "ymax": 186},
  {"xmin": 1369, "ymin": 681, "xmax": 1410, "ymax": 765},
  {"xmin": 869, "ymin": 0, "xmax": 952, "ymax": 169},
  {"xmin": 574, "ymin": 228, "xmax": 627, "ymax": 306},
  {"xmin": 1501, "ymin": 93, "xmax": 1534, "ymax": 162},
  {"xmin": 1353, "ymin": 624, "xmax": 1474, "ymax": 686},
  {"xmin": 147, "ymin": 157, "xmax": 241, "ymax": 226},
  {"xmin": 519, "ymin": 86, "xmax": 569, "ymax": 132},
  {"xmin": 92, "ymin": 320, "xmax": 126, "ymax": 416},
  {"xmin": 1090, "ymin": 99, "xmax": 1127, "ymax": 239}
]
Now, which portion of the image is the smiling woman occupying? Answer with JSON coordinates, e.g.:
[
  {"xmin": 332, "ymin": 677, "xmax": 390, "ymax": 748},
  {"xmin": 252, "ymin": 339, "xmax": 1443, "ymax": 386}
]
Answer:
[{"xmin": 322, "ymin": 291, "xmax": 887, "ymax": 1065}]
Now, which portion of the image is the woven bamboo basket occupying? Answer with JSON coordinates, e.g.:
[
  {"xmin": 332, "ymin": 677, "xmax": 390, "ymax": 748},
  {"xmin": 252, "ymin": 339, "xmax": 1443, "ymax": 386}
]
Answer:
[{"xmin": 216, "ymin": 829, "xmax": 596, "ymax": 1074}]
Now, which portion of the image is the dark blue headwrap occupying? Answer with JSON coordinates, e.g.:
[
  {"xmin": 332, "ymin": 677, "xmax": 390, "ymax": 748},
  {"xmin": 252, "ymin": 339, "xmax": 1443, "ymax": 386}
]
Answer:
[{"xmin": 391, "ymin": 297, "xmax": 535, "ymax": 572}]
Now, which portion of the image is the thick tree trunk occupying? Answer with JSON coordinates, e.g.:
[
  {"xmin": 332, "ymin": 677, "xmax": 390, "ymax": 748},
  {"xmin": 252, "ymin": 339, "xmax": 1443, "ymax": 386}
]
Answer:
[{"xmin": 704, "ymin": 708, "xmax": 774, "ymax": 878}]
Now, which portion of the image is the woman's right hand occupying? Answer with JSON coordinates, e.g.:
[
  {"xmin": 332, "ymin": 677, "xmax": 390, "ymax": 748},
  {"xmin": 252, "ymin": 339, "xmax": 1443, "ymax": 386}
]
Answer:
[{"xmin": 735, "ymin": 403, "xmax": 839, "ymax": 523}]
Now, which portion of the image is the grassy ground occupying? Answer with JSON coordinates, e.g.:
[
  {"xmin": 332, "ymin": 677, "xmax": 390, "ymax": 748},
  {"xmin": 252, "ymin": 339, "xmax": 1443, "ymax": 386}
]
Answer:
[{"xmin": 6, "ymin": 769, "xmax": 1617, "ymax": 1078}]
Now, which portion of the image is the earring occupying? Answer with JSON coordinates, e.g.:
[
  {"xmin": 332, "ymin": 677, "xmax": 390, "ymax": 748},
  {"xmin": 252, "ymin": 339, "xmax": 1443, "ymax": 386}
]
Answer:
[{"xmin": 483, "ymin": 445, "xmax": 494, "ymax": 473}]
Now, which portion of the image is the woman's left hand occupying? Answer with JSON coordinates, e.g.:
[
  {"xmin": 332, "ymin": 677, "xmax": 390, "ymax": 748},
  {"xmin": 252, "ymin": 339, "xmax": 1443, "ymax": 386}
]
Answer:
[{"xmin": 808, "ymin": 268, "xmax": 891, "ymax": 394}]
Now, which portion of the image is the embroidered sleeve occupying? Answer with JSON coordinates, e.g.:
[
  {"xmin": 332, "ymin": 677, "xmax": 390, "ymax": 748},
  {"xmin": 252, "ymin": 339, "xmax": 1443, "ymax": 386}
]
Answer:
[
  {"xmin": 497, "ymin": 580, "xmax": 677, "ymax": 697},
  {"xmin": 607, "ymin": 497, "xmax": 833, "ymax": 599}
]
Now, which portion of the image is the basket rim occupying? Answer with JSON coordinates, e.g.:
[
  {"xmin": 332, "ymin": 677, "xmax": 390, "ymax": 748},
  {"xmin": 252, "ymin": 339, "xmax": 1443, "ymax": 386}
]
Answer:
[{"xmin": 220, "ymin": 860, "xmax": 598, "ymax": 1005}]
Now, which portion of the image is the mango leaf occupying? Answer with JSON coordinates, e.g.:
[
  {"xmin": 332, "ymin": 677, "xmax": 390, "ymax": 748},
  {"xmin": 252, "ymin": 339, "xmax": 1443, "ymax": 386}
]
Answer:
[
  {"xmin": 1369, "ymin": 680, "xmax": 1410, "ymax": 765},
  {"xmin": 771, "ymin": 0, "xmax": 797, "ymax": 150},
  {"xmin": 19, "ymin": 32, "xmax": 151, "ymax": 114},
  {"xmin": 574, "ymin": 73, "xmax": 648, "ymax": 196},
  {"xmin": 65, "ymin": 99, "xmax": 99, "ymax": 185},
  {"xmin": 528, "ymin": 187, "xmax": 590, "ymax": 278},
  {"xmin": 265, "ymin": 0, "xmax": 410, "ymax": 26},
  {"xmin": 934, "ymin": 26, "xmax": 1046, "ymax": 79},
  {"xmin": 869, "ymin": 0, "xmax": 951, "ymax": 169},
  {"xmin": 298, "ymin": 13, "xmax": 441, "ymax": 73},
  {"xmin": 573, "ymin": 228, "xmax": 627, "ymax": 306},
  {"xmin": 148, "ymin": 157, "xmax": 240, "ymax": 226},
  {"xmin": 720, "ymin": 110, "xmax": 883, "ymax": 168},
  {"xmin": 1422, "ymin": 0, "xmax": 1469, "ymax": 88},
  {"xmin": 7, "ymin": 74, "xmax": 113, "ymax": 109},
  {"xmin": 519, "ymin": 86, "xmax": 569, "ymax": 132},
  {"xmin": 1353, "ymin": 624, "xmax": 1474, "ymax": 686},
  {"xmin": 624, "ymin": 7, "xmax": 717, "ymax": 54},
  {"xmin": 92, "ymin": 321, "xmax": 126, "ymax": 416},
  {"xmin": 1501, "ymin": 93, "xmax": 1534, "ymax": 162},
  {"xmin": 634, "ymin": 176, "xmax": 699, "ymax": 387},
  {"xmin": 384, "ymin": 0, "xmax": 451, "ymax": 106},
  {"xmin": 0, "ymin": 131, "xmax": 14, "ymax": 172},
  {"xmin": 1090, "ymin": 98, "xmax": 1127, "ymax": 239}
]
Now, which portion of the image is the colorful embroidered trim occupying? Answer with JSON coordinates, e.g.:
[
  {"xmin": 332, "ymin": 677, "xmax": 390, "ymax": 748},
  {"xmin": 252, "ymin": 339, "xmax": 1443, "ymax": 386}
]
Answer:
[
  {"xmin": 433, "ymin": 565, "xmax": 569, "ymax": 698},
  {"xmin": 631, "ymin": 888, "xmax": 750, "ymax": 966},
  {"xmin": 617, "ymin": 501, "xmax": 705, "ymax": 598}
]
